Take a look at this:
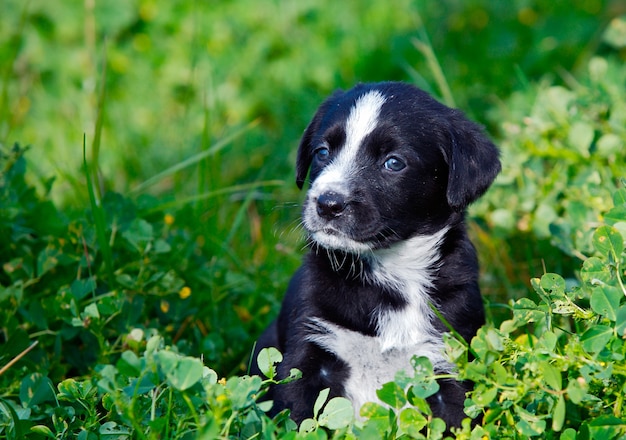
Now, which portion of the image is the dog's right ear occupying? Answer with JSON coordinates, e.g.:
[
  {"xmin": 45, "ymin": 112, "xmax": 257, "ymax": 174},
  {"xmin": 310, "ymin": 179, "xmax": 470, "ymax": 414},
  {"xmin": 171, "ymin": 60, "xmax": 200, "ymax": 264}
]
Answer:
[{"xmin": 296, "ymin": 90, "xmax": 344, "ymax": 189}]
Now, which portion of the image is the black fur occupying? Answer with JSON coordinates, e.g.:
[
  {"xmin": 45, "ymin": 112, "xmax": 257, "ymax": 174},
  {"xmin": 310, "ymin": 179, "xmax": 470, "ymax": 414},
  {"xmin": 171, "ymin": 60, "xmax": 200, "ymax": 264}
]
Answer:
[{"xmin": 252, "ymin": 82, "xmax": 500, "ymax": 427}]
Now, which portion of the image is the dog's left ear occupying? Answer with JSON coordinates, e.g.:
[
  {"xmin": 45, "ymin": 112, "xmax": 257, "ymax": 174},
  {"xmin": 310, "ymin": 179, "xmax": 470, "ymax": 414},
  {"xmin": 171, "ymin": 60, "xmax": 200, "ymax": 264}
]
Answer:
[
  {"xmin": 296, "ymin": 90, "xmax": 345, "ymax": 189},
  {"xmin": 443, "ymin": 117, "xmax": 501, "ymax": 210},
  {"xmin": 295, "ymin": 119, "xmax": 318, "ymax": 189}
]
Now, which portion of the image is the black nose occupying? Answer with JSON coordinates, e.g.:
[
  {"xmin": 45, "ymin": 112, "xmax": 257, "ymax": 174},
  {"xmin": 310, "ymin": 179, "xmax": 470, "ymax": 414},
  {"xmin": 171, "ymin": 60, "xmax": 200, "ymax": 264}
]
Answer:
[{"xmin": 316, "ymin": 192, "xmax": 347, "ymax": 219}]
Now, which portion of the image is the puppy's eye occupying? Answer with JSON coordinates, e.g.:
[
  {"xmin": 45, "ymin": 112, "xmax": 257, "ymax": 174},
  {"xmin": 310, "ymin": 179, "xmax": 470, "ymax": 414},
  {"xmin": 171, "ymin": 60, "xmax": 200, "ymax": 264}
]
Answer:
[
  {"xmin": 315, "ymin": 147, "xmax": 330, "ymax": 162},
  {"xmin": 383, "ymin": 156, "xmax": 406, "ymax": 172}
]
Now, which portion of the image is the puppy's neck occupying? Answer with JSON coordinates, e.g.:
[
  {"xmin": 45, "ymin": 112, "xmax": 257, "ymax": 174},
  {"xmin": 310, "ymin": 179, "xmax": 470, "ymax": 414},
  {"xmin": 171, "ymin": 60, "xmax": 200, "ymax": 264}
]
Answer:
[
  {"xmin": 311, "ymin": 226, "xmax": 449, "ymax": 286},
  {"xmin": 368, "ymin": 227, "xmax": 448, "ymax": 291}
]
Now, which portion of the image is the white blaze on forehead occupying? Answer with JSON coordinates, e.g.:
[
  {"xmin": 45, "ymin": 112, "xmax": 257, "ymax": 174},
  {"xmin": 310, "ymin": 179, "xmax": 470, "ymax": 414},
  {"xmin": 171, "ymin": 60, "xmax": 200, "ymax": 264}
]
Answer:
[
  {"xmin": 312, "ymin": 91, "xmax": 387, "ymax": 192},
  {"xmin": 344, "ymin": 90, "xmax": 387, "ymax": 159}
]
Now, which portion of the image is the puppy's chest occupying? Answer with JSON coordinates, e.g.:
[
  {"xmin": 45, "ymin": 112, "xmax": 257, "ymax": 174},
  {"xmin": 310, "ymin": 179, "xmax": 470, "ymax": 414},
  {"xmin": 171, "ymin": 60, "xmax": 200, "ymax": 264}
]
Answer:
[
  {"xmin": 306, "ymin": 312, "xmax": 448, "ymax": 415},
  {"xmin": 304, "ymin": 228, "xmax": 451, "ymax": 412}
]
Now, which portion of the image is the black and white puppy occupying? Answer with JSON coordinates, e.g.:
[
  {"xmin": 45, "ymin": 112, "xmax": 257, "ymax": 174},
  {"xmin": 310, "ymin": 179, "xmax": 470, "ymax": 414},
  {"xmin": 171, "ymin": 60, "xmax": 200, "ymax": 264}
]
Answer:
[{"xmin": 252, "ymin": 82, "xmax": 500, "ymax": 428}]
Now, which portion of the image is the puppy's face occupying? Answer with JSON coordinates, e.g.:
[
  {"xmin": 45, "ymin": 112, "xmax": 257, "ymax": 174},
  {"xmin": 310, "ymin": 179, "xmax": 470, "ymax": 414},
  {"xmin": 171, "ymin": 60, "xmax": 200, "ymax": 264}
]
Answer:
[{"xmin": 296, "ymin": 82, "xmax": 500, "ymax": 253}]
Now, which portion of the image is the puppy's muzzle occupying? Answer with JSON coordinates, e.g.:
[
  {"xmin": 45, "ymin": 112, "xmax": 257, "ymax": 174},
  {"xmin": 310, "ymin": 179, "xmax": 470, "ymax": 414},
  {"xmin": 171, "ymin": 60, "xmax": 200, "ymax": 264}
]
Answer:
[{"xmin": 316, "ymin": 192, "xmax": 347, "ymax": 219}]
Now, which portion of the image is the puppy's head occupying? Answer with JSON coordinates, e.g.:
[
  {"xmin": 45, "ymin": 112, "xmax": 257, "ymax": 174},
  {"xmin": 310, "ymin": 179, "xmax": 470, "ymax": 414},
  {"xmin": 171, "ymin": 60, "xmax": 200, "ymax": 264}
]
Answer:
[{"xmin": 296, "ymin": 82, "xmax": 500, "ymax": 253}]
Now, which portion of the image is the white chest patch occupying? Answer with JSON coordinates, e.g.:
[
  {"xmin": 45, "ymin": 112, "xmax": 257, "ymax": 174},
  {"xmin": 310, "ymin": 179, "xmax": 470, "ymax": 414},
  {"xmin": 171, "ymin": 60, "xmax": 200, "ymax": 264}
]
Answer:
[{"xmin": 307, "ymin": 228, "xmax": 452, "ymax": 415}]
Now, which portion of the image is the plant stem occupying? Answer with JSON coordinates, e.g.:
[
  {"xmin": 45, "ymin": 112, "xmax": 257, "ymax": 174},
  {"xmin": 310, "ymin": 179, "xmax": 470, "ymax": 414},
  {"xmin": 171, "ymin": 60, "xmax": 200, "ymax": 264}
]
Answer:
[{"xmin": 0, "ymin": 341, "xmax": 38, "ymax": 376}]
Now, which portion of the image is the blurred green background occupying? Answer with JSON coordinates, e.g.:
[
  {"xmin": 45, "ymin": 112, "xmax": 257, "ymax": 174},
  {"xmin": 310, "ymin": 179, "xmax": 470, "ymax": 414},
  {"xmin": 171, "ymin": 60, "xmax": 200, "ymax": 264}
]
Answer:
[
  {"xmin": 1, "ymin": 0, "xmax": 625, "ymax": 376},
  {"xmin": 1, "ymin": 0, "xmax": 620, "ymax": 198}
]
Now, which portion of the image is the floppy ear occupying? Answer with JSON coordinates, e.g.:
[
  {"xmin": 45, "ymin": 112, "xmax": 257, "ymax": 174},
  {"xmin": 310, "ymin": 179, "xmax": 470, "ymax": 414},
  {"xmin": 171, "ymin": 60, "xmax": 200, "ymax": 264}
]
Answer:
[
  {"xmin": 443, "ymin": 117, "xmax": 501, "ymax": 210},
  {"xmin": 295, "ymin": 118, "xmax": 318, "ymax": 189},
  {"xmin": 296, "ymin": 90, "xmax": 345, "ymax": 189}
]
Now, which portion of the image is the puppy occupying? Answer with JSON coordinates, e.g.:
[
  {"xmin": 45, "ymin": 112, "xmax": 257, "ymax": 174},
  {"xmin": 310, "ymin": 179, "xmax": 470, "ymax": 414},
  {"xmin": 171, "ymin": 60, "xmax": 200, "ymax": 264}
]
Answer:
[{"xmin": 252, "ymin": 82, "xmax": 500, "ymax": 428}]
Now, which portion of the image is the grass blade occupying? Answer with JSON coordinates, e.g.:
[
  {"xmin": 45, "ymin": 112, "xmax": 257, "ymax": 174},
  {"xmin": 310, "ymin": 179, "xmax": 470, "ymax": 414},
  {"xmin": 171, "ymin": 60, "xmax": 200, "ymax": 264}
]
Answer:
[
  {"xmin": 129, "ymin": 120, "xmax": 260, "ymax": 195},
  {"xmin": 411, "ymin": 11, "xmax": 455, "ymax": 108},
  {"xmin": 83, "ymin": 136, "xmax": 115, "ymax": 286},
  {"xmin": 139, "ymin": 180, "xmax": 283, "ymax": 214}
]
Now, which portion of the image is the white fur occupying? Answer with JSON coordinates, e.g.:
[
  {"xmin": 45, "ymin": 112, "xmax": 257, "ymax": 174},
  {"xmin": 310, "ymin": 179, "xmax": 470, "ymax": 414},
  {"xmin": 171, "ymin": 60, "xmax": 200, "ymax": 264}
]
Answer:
[
  {"xmin": 306, "ymin": 318, "xmax": 413, "ymax": 415},
  {"xmin": 309, "ymin": 231, "xmax": 373, "ymax": 254},
  {"xmin": 303, "ymin": 91, "xmax": 387, "ymax": 252},
  {"xmin": 369, "ymin": 228, "xmax": 450, "ymax": 351},
  {"xmin": 306, "ymin": 228, "xmax": 452, "ymax": 415}
]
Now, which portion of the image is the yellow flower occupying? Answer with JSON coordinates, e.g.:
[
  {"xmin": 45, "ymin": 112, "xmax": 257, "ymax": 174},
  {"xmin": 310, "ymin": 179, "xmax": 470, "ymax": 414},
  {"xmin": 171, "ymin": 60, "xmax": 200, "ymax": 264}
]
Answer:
[
  {"xmin": 164, "ymin": 214, "xmax": 175, "ymax": 225},
  {"xmin": 160, "ymin": 300, "xmax": 170, "ymax": 313},
  {"xmin": 179, "ymin": 286, "xmax": 192, "ymax": 299}
]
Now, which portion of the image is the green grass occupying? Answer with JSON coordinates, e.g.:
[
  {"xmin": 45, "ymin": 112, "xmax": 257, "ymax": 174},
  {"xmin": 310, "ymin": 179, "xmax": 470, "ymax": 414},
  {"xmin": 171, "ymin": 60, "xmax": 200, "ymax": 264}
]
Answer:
[{"xmin": 1, "ymin": 1, "xmax": 626, "ymax": 438}]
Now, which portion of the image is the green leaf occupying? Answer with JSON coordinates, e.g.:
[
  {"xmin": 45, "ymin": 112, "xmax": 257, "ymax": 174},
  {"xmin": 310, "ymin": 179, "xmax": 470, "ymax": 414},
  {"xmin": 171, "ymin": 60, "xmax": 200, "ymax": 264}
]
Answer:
[
  {"xmin": 226, "ymin": 375, "xmax": 262, "ymax": 410},
  {"xmin": 359, "ymin": 401, "xmax": 389, "ymax": 420},
  {"xmin": 167, "ymin": 356, "xmax": 204, "ymax": 391},
  {"xmin": 313, "ymin": 387, "xmax": 330, "ymax": 418},
  {"xmin": 117, "ymin": 350, "xmax": 142, "ymax": 377},
  {"xmin": 444, "ymin": 333, "xmax": 468, "ymax": 364},
  {"xmin": 568, "ymin": 121, "xmax": 593, "ymax": 156},
  {"xmin": 490, "ymin": 362, "xmax": 509, "ymax": 384},
  {"xmin": 513, "ymin": 297, "xmax": 545, "ymax": 324},
  {"xmin": 376, "ymin": 381, "xmax": 406, "ymax": 409},
  {"xmin": 429, "ymin": 418, "xmax": 447, "ymax": 437},
  {"xmin": 30, "ymin": 425, "xmax": 56, "ymax": 438},
  {"xmin": 0, "ymin": 398, "xmax": 25, "ymax": 439},
  {"xmin": 590, "ymin": 286, "xmax": 622, "ymax": 320},
  {"xmin": 616, "ymin": 305, "xmax": 626, "ymax": 338},
  {"xmin": 410, "ymin": 378, "xmax": 440, "ymax": 400},
  {"xmin": 19, "ymin": 373, "xmax": 55, "ymax": 407},
  {"xmin": 155, "ymin": 350, "xmax": 178, "ymax": 375},
  {"xmin": 318, "ymin": 396, "xmax": 353, "ymax": 430},
  {"xmin": 464, "ymin": 398, "xmax": 484, "ymax": 420},
  {"xmin": 559, "ymin": 428, "xmax": 577, "ymax": 440},
  {"xmin": 124, "ymin": 375, "xmax": 155, "ymax": 396},
  {"xmin": 581, "ymin": 325, "xmax": 614, "ymax": 354},
  {"xmin": 36, "ymin": 246, "xmax": 61, "ymax": 277},
  {"xmin": 484, "ymin": 327, "xmax": 505, "ymax": 352},
  {"xmin": 587, "ymin": 415, "xmax": 626, "ymax": 439},
  {"xmin": 399, "ymin": 407, "xmax": 428, "ymax": 436},
  {"xmin": 537, "ymin": 331, "xmax": 558, "ymax": 352},
  {"xmin": 256, "ymin": 347, "xmax": 282, "ymax": 380},
  {"xmin": 613, "ymin": 188, "xmax": 626, "ymax": 207},
  {"xmin": 603, "ymin": 15, "xmax": 626, "ymax": 49},
  {"xmin": 592, "ymin": 226, "xmax": 624, "ymax": 260},
  {"xmin": 411, "ymin": 355, "xmax": 435, "ymax": 379},
  {"xmin": 515, "ymin": 406, "xmax": 546, "ymax": 436},
  {"xmin": 122, "ymin": 218, "xmax": 154, "ymax": 251},
  {"xmin": 202, "ymin": 367, "xmax": 218, "ymax": 385},
  {"xmin": 56, "ymin": 379, "xmax": 80, "ymax": 401},
  {"xmin": 473, "ymin": 383, "xmax": 498, "ymax": 406},
  {"xmin": 566, "ymin": 378, "xmax": 588, "ymax": 405},
  {"xmin": 287, "ymin": 368, "xmax": 302, "ymax": 381},
  {"xmin": 100, "ymin": 421, "xmax": 131, "ymax": 437},
  {"xmin": 83, "ymin": 303, "xmax": 100, "ymax": 320},
  {"xmin": 57, "ymin": 378, "xmax": 95, "ymax": 402},
  {"xmin": 145, "ymin": 335, "xmax": 162, "ymax": 356},
  {"xmin": 533, "ymin": 203, "xmax": 558, "ymax": 237},
  {"xmin": 70, "ymin": 278, "xmax": 97, "ymax": 300},
  {"xmin": 358, "ymin": 403, "xmax": 391, "ymax": 437},
  {"xmin": 552, "ymin": 395, "xmax": 566, "ymax": 432},
  {"xmin": 540, "ymin": 273, "xmax": 566, "ymax": 294},
  {"xmin": 298, "ymin": 418, "xmax": 317, "ymax": 434},
  {"xmin": 407, "ymin": 388, "xmax": 433, "ymax": 415},
  {"xmin": 581, "ymin": 256, "xmax": 613, "ymax": 286},
  {"xmin": 539, "ymin": 361, "xmax": 562, "ymax": 391},
  {"xmin": 604, "ymin": 206, "xmax": 626, "ymax": 225},
  {"xmin": 155, "ymin": 351, "xmax": 204, "ymax": 391}
]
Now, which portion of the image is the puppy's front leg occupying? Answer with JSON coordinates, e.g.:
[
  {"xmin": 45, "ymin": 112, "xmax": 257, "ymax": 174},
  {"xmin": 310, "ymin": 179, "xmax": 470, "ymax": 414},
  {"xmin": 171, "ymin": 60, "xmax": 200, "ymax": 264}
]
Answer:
[{"xmin": 273, "ymin": 342, "xmax": 349, "ymax": 423}]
